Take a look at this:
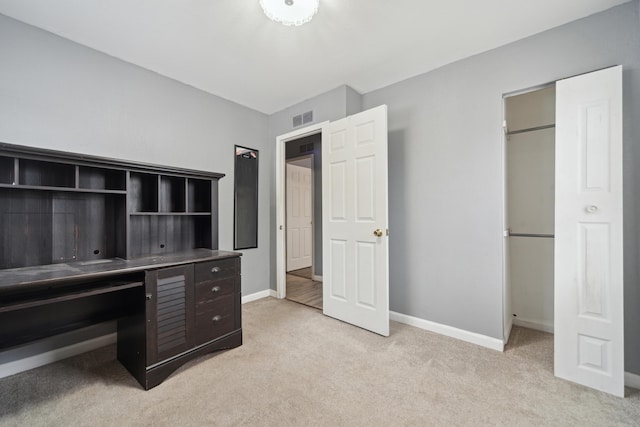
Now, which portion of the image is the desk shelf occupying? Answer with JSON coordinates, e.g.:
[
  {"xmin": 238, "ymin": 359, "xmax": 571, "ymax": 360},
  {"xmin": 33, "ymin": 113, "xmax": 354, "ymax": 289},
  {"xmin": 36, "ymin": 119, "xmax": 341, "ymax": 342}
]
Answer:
[{"xmin": 0, "ymin": 143, "xmax": 238, "ymax": 390}]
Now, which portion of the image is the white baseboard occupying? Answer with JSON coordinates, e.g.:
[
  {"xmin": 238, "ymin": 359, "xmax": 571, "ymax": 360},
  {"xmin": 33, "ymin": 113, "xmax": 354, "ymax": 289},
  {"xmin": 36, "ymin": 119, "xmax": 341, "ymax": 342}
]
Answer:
[
  {"xmin": 242, "ymin": 289, "xmax": 277, "ymax": 304},
  {"xmin": 390, "ymin": 311, "xmax": 504, "ymax": 351},
  {"xmin": 0, "ymin": 332, "xmax": 116, "ymax": 379},
  {"xmin": 312, "ymin": 275, "xmax": 323, "ymax": 282},
  {"xmin": 512, "ymin": 317, "xmax": 554, "ymax": 334},
  {"xmin": 626, "ymin": 371, "xmax": 640, "ymax": 390}
]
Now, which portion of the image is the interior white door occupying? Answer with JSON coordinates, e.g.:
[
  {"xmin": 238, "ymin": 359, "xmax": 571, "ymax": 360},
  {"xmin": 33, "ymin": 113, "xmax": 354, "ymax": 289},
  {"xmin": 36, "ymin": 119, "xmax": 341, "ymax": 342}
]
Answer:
[
  {"xmin": 322, "ymin": 105, "xmax": 389, "ymax": 336},
  {"xmin": 555, "ymin": 66, "xmax": 624, "ymax": 397},
  {"xmin": 286, "ymin": 163, "xmax": 313, "ymax": 272}
]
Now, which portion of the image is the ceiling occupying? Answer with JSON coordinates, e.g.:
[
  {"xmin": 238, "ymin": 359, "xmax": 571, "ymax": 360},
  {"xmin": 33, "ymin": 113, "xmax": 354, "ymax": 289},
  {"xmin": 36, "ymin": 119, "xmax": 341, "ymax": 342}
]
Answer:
[{"xmin": 0, "ymin": 0, "xmax": 630, "ymax": 114}]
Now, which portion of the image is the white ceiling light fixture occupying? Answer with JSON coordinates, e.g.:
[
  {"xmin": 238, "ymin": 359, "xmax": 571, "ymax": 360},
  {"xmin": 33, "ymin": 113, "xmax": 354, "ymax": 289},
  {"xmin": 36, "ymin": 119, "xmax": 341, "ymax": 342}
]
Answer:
[{"xmin": 260, "ymin": 0, "xmax": 319, "ymax": 26}]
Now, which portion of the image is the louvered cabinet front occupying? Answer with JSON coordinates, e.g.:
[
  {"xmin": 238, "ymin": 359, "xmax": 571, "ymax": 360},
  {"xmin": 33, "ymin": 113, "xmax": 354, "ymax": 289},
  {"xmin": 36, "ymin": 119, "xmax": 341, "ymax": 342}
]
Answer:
[{"xmin": 145, "ymin": 265, "xmax": 195, "ymax": 365}]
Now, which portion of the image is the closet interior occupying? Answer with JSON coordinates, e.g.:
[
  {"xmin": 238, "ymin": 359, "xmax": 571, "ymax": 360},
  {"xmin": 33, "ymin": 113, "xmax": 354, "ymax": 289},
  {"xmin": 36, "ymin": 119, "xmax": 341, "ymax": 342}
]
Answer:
[{"xmin": 505, "ymin": 85, "xmax": 556, "ymax": 334}]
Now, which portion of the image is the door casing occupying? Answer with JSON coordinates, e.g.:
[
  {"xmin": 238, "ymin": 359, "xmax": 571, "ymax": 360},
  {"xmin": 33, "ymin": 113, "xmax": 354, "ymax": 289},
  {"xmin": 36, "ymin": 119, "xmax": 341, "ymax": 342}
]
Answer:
[{"xmin": 276, "ymin": 122, "xmax": 328, "ymax": 299}]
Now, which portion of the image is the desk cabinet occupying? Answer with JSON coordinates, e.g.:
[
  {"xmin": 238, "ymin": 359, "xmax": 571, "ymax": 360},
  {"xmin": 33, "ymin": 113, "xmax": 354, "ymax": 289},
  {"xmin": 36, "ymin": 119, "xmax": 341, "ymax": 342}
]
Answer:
[
  {"xmin": 0, "ymin": 142, "xmax": 243, "ymax": 390},
  {"xmin": 117, "ymin": 256, "xmax": 241, "ymax": 390}
]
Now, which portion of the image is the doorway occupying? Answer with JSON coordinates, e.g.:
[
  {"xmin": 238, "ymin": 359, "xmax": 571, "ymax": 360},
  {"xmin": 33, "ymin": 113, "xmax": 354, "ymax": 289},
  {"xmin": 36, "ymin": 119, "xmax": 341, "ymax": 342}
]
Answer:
[
  {"xmin": 275, "ymin": 105, "xmax": 390, "ymax": 337},
  {"xmin": 504, "ymin": 85, "xmax": 556, "ymax": 336},
  {"xmin": 280, "ymin": 130, "xmax": 324, "ymax": 309}
]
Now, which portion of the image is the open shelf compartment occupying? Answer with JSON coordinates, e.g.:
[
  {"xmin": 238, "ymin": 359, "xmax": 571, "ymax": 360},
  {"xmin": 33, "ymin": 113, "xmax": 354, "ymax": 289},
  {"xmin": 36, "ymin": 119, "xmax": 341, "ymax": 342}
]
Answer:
[
  {"xmin": 79, "ymin": 166, "xmax": 126, "ymax": 191},
  {"xmin": 160, "ymin": 175, "xmax": 186, "ymax": 213},
  {"xmin": 0, "ymin": 156, "xmax": 15, "ymax": 185},
  {"xmin": 19, "ymin": 158, "xmax": 75, "ymax": 188},
  {"xmin": 130, "ymin": 172, "xmax": 159, "ymax": 213},
  {"xmin": 188, "ymin": 178, "xmax": 211, "ymax": 213}
]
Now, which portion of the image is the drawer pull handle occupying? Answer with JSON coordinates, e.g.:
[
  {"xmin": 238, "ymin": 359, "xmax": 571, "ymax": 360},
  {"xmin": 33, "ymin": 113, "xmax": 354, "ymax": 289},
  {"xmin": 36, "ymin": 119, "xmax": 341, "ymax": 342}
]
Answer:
[
  {"xmin": 212, "ymin": 315, "xmax": 222, "ymax": 322},
  {"xmin": 211, "ymin": 286, "xmax": 221, "ymax": 293},
  {"xmin": 211, "ymin": 266, "xmax": 222, "ymax": 273}
]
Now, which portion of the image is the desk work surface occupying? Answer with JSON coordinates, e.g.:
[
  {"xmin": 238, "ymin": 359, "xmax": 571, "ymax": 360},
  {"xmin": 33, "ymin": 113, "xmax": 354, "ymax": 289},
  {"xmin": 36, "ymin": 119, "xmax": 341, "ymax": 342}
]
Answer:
[{"xmin": 0, "ymin": 249, "xmax": 242, "ymax": 293}]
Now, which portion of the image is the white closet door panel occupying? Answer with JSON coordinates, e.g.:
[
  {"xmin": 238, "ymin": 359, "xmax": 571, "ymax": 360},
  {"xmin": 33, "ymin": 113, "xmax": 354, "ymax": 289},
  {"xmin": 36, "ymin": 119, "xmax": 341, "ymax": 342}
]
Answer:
[{"xmin": 554, "ymin": 65, "xmax": 623, "ymax": 397}]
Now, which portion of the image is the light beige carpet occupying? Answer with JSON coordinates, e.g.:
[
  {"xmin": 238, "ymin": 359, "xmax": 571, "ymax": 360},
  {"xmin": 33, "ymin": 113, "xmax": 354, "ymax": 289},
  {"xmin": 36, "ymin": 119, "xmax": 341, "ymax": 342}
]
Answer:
[{"xmin": 1, "ymin": 298, "xmax": 639, "ymax": 426}]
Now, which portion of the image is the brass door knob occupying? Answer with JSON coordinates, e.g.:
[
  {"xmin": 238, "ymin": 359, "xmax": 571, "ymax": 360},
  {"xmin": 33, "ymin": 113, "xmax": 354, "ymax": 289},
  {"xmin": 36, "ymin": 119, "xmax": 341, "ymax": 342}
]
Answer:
[{"xmin": 373, "ymin": 229, "xmax": 383, "ymax": 237}]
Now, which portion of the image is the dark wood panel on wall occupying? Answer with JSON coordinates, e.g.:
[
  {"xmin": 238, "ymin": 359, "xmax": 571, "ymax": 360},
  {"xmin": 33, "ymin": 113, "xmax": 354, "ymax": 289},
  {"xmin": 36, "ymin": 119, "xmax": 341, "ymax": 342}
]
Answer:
[
  {"xmin": 0, "ymin": 189, "xmax": 126, "ymax": 269},
  {"xmin": 129, "ymin": 215, "xmax": 212, "ymax": 258},
  {"xmin": 68, "ymin": 193, "xmax": 126, "ymax": 262},
  {"xmin": 0, "ymin": 189, "xmax": 54, "ymax": 269}
]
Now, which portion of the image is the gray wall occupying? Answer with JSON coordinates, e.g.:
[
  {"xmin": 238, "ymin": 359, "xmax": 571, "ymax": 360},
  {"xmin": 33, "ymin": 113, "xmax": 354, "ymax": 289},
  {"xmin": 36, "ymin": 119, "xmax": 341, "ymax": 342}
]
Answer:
[
  {"xmin": 362, "ymin": 1, "xmax": 640, "ymax": 373},
  {"xmin": 0, "ymin": 14, "xmax": 270, "ymax": 297}
]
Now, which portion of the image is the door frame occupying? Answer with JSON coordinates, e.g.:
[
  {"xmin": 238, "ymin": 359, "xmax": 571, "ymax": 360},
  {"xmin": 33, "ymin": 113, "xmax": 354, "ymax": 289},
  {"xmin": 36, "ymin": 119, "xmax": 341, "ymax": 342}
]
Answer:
[
  {"xmin": 285, "ymin": 154, "xmax": 315, "ymax": 274},
  {"xmin": 276, "ymin": 122, "xmax": 329, "ymax": 299}
]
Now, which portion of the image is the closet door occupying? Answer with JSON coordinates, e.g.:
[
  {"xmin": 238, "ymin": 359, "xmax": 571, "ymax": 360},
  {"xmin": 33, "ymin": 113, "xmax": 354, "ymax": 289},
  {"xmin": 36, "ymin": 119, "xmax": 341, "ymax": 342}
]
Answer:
[{"xmin": 554, "ymin": 66, "xmax": 624, "ymax": 397}]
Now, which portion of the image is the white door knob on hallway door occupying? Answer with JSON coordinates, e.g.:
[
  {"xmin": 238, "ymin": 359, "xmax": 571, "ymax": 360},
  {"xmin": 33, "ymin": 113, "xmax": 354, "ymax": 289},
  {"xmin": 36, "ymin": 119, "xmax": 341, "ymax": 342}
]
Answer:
[{"xmin": 586, "ymin": 205, "xmax": 598, "ymax": 213}]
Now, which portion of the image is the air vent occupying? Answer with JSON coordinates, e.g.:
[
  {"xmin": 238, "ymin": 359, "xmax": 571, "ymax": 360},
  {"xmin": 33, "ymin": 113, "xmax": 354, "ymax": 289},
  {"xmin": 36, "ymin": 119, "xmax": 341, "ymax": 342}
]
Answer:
[
  {"xmin": 292, "ymin": 110, "xmax": 314, "ymax": 128},
  {"xmin": 302, "ymin": 110, "xmax": 313, "ymax": 124}
]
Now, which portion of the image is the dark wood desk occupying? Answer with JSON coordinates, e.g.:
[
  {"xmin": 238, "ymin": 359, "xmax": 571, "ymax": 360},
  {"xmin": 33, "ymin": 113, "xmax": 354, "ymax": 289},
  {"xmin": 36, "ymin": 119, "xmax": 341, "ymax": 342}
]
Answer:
[{"xmin": 0, "ymin": 249, "xmax": 242, "ymax": 389}]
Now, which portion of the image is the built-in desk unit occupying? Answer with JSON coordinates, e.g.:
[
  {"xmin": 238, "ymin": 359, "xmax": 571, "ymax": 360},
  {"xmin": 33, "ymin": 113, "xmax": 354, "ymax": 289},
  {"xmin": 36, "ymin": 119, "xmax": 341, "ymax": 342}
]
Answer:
[{"xmin": 0, "ymin": 143, "xmax": 242, "ymax": 389}]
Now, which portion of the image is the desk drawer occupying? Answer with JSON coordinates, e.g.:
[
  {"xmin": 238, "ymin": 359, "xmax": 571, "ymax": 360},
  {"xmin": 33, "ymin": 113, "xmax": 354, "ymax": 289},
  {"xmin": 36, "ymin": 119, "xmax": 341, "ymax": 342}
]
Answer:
[
  {"xmin": 195, "ymin": 277, "xmax": 236, "ymax": 307},
  {"xmin": 194, "ymin": 295, "xmax": 236, "ymax": 343},
  {"xmin": 194, "ymin": 258, "xmax": 237, "ymax": 283}
]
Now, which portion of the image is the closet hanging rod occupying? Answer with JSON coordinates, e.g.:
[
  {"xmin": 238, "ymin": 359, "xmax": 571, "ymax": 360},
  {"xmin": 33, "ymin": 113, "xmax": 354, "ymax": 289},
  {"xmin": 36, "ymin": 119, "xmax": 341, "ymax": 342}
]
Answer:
[
  {"xmin": 507, "ymin": 124, "xmax": 555, "ymax": 136},
  {"xmin": 509, "ymin": 232, "xmax": 554, "ymax": 238}
]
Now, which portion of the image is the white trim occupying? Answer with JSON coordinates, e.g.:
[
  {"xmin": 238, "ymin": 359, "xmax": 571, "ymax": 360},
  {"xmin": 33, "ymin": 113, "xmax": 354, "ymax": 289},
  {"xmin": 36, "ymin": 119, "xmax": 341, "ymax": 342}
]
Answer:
[
  {"xmin": 513, "ymin": 317, "xmax": 554, "ymax": 334},
  {"xmin": 242, "ymin": 289, "xmax": 277, "ymax": 304},
  {"xmin": 0, "ymin": 333, "xmax": 116, "ymax": 379},
  {"xmin": 312, "ymin": 274, "xmax": 323, "ymax": 282},
  {"xmin": 625, "ymin": 371, "xmax": 640, "ymax": 390},
  {"xmin": 276, "ymin": 121, "xmax": 328, "ymax": 300},
  {"xmin": 390, "ymin": 311, "xmax": 504, "ymax": 351}
]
